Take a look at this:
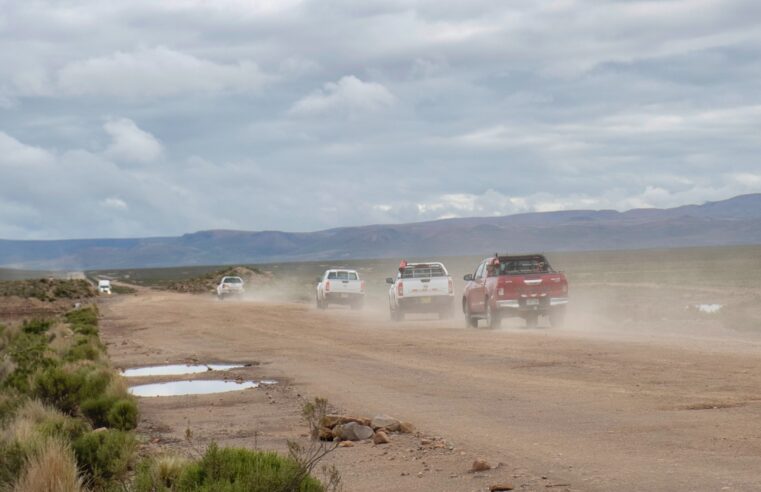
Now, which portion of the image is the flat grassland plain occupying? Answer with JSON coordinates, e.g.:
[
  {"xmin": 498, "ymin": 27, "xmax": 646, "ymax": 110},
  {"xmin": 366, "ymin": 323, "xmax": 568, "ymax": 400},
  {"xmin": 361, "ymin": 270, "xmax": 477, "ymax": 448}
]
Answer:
[{"xmin": 95, "ymin": 246, "xmax": 761, "ymax": 491}]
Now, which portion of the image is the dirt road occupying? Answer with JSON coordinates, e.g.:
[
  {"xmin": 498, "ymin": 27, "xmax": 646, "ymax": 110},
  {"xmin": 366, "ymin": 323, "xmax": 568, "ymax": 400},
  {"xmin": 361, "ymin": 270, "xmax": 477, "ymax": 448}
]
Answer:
[{"xmin": 100, "ymin": 290, "xmax": 761, "ymax": 491}]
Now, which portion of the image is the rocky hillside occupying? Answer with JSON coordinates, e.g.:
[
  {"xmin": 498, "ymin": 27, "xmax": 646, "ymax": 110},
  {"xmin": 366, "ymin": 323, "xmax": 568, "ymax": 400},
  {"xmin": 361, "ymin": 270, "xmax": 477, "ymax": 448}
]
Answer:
[{"xmin": 1, "ymin": 194, "xmax": 761, "ymax": 269}]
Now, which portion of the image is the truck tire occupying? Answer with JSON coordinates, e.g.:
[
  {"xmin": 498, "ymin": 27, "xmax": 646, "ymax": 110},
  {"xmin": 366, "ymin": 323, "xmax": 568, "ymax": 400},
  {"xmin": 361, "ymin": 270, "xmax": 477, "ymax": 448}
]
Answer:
[
  {"xmin": 390, "ymin": 306, "xmax": 401, "ymax": 322},
  {"xmin": 486, "ymin": 300, "xmax": 501, "ymax": 329},
  {"xmin": 525, "ymin": 312, "xmax": 538, "ymax": 329},
  {"xmin": 549, "ymin": 308, "xmax": 566, "ymax": 328},
  {"xmin": 464, "ymin": 301, "xmax": 478, "ymax": 328},
  {"xmin": 316, "ymin": 295, "xmax": 326, "ymax": 310}
]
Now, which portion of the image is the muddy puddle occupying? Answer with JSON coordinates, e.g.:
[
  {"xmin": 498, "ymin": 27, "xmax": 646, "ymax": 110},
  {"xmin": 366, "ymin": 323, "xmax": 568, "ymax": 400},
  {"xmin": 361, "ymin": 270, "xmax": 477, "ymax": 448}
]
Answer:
[
  {"xmin": 121, "ymin": 364, "xmax": 245, "ymax": 377},
  {"xmin": 128, "ymin": 379, "xmax": 277, "ymax": 397}
]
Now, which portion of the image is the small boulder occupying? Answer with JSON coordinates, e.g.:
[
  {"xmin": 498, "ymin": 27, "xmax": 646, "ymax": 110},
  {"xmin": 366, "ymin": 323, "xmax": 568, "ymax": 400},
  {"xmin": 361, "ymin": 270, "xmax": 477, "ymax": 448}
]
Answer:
[
  {"xmin": 373, "ymin": 430, "xmax": 390, "ymax": 445},
  {"xmin": 321, "ymin": 415, "xmax": 370, "ymax": 428},
  {"xmin": 318, "ymin": 427, "xmax": 333, "ymax": 441},
  {"xmin": 398, "ymin": 421, "xmax": 415, "ymax": 434},
  {"xmin": 338, "ymin": 441, "xmax": 354, "ymax": 448},
  {"xmin": 371, "ymin": 414, "xmax": 401, "ymax": 431},
  {"xmin": 471, "ymin": 459, "xmax": 491, "ymax": 472},
  {"xmin": 490, "ymin": 484, "xmax": 514, "ymax": 491},
  {"xmin": 337, "ymin": 421, "xmax": 374, "ymax": 441}
]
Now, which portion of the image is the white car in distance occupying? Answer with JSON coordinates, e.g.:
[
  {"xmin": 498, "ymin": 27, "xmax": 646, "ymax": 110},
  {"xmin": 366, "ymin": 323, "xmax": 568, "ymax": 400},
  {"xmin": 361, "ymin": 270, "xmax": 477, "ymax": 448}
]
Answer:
[
  {"xmin": 216, "ymin": 276, "xmax": 245, "ymax": 300},
  {"xmin": 316, "ymin": 269, "xmax": 365, "ymax": 310}
]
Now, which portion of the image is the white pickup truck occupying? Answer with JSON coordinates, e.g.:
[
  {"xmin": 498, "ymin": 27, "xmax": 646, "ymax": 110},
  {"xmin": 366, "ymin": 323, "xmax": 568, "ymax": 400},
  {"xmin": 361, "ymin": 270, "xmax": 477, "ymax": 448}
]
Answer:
[
  {"xmin": 216, "ymin": 276, "xmax": 245, "ymax": 300},
  {"xmin": 386, "ymin": 261, "xmax": 455, "ymax": 321},
  {"xmin": 316, "ymin": 269, "xmax": 365, "ymax": 310}
]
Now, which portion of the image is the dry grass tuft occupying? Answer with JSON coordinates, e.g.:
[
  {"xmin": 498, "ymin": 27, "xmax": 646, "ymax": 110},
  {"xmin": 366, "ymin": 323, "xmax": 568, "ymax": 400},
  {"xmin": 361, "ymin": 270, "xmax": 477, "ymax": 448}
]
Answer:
[{"xmin": 13, "ymin": 438, "xmax": 84, "ymax": 492}]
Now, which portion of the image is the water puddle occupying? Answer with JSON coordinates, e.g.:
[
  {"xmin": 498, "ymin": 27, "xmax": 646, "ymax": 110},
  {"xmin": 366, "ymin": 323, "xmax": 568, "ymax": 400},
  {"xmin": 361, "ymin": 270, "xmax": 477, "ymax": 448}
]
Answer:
[
  {"xmin": 121, "ymin": 364, "xmax": 244, "ymax": 377},
  {"xmin": 128, "ymin": 379, "xmax": 275, "ymax": 397},
  {"xmin": 694, "ymin": 304, "xmax": 723, "ymax": 314}
]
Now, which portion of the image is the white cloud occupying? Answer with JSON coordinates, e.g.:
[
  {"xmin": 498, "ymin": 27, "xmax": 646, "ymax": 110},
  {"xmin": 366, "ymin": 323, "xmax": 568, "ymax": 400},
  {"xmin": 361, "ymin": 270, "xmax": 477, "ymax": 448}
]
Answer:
[
  {"xmin": 290, "ymin": 76, "xmax": 396, "ymax": 115},
  {"xmin": 101, "ymin": 197, "xmax": 128, "ymax": 210},
  {"xmin": 104, "ymin": 118, "xmax": 163, "ymax": 163},
  {"xmin": 57, "ymin": 47, "xmax": 269, "ymax": 99},
  {"xmin": 0, "ymin": 132, "xmax": 56, "ymax": 167}
]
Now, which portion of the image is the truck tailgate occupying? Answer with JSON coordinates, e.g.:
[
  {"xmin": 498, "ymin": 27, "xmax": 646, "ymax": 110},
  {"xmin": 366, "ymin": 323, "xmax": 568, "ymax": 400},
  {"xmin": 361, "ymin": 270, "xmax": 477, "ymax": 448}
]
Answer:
[
  {"xmin": 328, "ymin": 279, "xmax": 363, "ymax": 294},
  {"xmin": 401, "ymin": 277, "xmax": 450, "ymax": 298}
]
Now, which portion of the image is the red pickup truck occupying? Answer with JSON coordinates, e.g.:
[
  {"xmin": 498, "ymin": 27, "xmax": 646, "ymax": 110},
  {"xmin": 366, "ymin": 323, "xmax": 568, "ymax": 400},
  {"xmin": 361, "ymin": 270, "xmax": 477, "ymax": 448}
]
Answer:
[{"xmin": 462, "ymin": 254, "xmax": 568, "ymax": 329}]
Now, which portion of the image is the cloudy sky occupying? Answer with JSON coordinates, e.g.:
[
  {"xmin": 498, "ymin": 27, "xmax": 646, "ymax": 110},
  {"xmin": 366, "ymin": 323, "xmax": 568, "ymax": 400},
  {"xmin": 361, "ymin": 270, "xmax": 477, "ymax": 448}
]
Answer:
[{"xmin": 1, "ymin": 0, "xmax": 760, "ymax": 239}]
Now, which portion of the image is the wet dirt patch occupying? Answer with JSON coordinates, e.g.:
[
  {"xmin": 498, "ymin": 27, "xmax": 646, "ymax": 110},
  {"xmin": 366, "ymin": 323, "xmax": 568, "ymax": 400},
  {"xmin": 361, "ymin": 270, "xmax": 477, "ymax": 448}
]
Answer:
[
  {"xmin": 121, "ymin": 363, "xmax": 246, "ymax": 377},
  {"xmin": 129, "ymin": 379, "xmax": 276, "ymax": 397}
]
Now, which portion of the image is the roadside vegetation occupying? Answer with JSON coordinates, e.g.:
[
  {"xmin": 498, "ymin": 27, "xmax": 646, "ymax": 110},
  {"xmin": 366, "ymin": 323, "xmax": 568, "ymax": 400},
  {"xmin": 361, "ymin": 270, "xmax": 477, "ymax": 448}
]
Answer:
[
  {"xmin": 0, "ymin": 278, "xmax": 95, "ymax": 302},
  {"xmin": 0, "ymin": 284, "xmax": 333, "ymax": 491},
  {"xmin": 0, "ymin": 304, "xmax": 138, "ymax": 490}
]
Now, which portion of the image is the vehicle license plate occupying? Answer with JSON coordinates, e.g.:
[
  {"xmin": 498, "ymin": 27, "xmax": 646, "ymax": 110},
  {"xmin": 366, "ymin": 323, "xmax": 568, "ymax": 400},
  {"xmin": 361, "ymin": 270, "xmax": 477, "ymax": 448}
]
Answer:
[
  {"xmin": 420, "ymin": 297, "xmax": 432, "ymax": 304},
  {"xmin": 526, "ymin": 298, "xmax": 539, "ymax": 306}
]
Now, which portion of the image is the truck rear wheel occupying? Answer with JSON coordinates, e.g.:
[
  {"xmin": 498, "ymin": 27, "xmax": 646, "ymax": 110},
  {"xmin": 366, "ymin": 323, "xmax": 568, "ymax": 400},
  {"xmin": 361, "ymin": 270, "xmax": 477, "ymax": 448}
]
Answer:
[
  {"xmin": 464, "ymin": 301, "xmax": 478, "ymax": 328},
  {"xmin": 525, "ymin": 312, "xmax": 538, "ymax": 329},
  {"xmin": 390, "ymin": 306, "xmax": 403, "ymax": 322},
  {"xmin": 486, "ymin": 301, "xmax": 501, "ymax": 329}
]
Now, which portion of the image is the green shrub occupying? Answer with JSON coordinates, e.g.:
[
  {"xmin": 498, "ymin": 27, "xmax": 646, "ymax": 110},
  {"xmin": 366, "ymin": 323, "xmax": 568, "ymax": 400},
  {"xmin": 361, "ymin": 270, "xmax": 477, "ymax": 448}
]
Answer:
[
  {"xmin": 80, "ymin": 395, "xmax": 116, "ymax": 427},
  {"xmin": 174, "ymin": 443, "xmax": 323, "ymax": 492},
  {"xmin": 107, "ymin": 398, "xmax": 138, "ymax": 431},
  {"xmin": 37, "ymin": 415, "xmax": 91, "ymax": 442},
  {"xmin": 73, "ymin": 429, "xmax": 135, "ymax": 487},
  {"xmin": 0, "ymin": 440, "xmax": 27, "ymax": 486},
  {"xmin": 134, "ymin": 456, "xmax": 189, "ymax": 492},
  {"xmin": 21, "ymin": 318, "xmax": 52, "ymax": 335},
  {"xmin": 64, "ymin": 337, "xmax": 102, "ymax": 362},
  {"xmin": 4, "ymin": 332, "xmax": 56, "ymax": 393},
  {"xmin": 34, "ymin": 365, "xmax": 111, "ymax": 416},
  {"xmin": 65, "ymin": 307, "xmax": 99, "ymax": 336}
]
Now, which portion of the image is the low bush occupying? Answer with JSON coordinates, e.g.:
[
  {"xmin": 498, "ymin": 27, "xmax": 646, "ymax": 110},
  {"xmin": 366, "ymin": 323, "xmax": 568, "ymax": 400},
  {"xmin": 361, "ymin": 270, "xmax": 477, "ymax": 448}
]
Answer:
[
  {"xmin": 34, "ymin": 365, "xmax": 112, "ymax": 416},
  {"xmin": 107, "ymin": 398, "xmax": 138, "ymax": 431},
  {"xmin": 21, "ymin": 318, "xmax": 52, "ymax": 335},
  {"xmin": 73, "ymin": 429, "xmax": 135, "ymax": 487},
  {"xmin": 64, "ymin": 336, "xmax": 102, "ymax": 362},
  {"xmin": 3, "ymin": 331, "xmax": 56, "ymax": 393},
  {"xmin": 134, "ymin": 455, "xmax": 190, "ymax": 492},
  {"xmin": 175, "ymin": 443, "xmax": 323, "ymax": 492},
  {"xmin": 64, "ymin": 307, "xmax": 99, "ymax": 336}
]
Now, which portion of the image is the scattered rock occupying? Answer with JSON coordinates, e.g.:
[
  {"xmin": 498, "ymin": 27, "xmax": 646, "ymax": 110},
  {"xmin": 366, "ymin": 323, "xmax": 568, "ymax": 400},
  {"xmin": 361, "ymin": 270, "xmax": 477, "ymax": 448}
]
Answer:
[
  {"xmin": 399, "ymin": 421, "xmax": 415, "ymax": 434},
  {"xmin": 373, "ymin": 430, "xmax": 390, "ymax": 445},
  {"xmin": 338, "ymin": 441, "xmax": 354, "ymax": 448},
  {"xmin": 371, "ymin": 414, "xmax": 401, "ymax": 431},
  {"xmin": 321, "ymin": 414, "xmax": 371, "ymax": 428},
  {"xmin": 490, "ymin": 484, "xmax": 514, "ymax": 491},
  {"xmin": 471, "ymin": 459, "xmax": 492, "ymax": 472},
  {"xmin": 420, "ymin": 438, "xmax": 432, "ymax": 446},
  {"xmin": 336, "ymin": 421, "xmax": 374, "ymax": 441},
  {"xmin": 93, "ymin": 427, "xmax": 107, "ymax": 433},
  {"xmin": 318, "ymin": 427, "xmax": 333, "ymax": 441}
]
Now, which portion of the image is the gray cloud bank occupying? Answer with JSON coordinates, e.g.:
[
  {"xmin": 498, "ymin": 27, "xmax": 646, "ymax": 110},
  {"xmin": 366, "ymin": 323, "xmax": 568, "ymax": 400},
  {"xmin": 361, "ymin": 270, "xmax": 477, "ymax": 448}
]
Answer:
[{"xmin": 1, "ymin": 0, "xmax": 760, "ymax": 239}]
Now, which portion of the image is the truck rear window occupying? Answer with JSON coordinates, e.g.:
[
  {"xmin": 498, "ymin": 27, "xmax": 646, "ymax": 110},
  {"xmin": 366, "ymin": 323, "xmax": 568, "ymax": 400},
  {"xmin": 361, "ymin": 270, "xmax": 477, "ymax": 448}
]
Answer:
[
  {"xmin": 400, "ymin": 265, "xmax": 446, "ymax": 279},
  {"xmin": 496, "ymin": 259, "xmax": 550, "ymax": 275},
  {"xmin": 327, "ymin": 271, "xmax": 358, "ymax": 280}
]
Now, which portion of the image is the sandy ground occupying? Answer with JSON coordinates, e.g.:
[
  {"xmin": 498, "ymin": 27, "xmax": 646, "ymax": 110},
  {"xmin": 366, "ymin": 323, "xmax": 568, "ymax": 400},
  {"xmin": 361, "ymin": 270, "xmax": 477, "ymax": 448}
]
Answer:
[{"xmin": 99, "ymin": 288, "xmax": 761, "ymax": 492}]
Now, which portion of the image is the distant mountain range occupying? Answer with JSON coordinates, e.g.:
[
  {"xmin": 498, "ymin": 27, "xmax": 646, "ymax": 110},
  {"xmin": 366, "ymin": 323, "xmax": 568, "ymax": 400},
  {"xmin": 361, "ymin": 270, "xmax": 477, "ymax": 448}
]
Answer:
[{"xmin": 2, "ymin": 194, "xmax": 761, "ymax": 270}]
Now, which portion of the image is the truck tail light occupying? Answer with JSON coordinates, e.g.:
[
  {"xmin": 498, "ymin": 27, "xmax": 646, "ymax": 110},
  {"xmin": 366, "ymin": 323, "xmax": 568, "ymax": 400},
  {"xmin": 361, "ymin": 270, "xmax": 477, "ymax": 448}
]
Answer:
[
  {"xmin": 325, "ymin": 280, "xmax": 330, "ymax": 292},
  {"xmin": 498, "ymin": 288, "xmax": 504, "ymax": 297},
  {"xmin": 360, "ymin": 280, "xmax": 366, "ymax": 293},
  {"xmin": 448, "ymin": 278, "xmax": 453, "ymax": 294},
  {"xmin": 562, "ymin": 283, "xmax": 568, "ymax": 294},
  {"xmin": 397, "ymin": 282, "xmax": 403, "ymax": 297}
]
